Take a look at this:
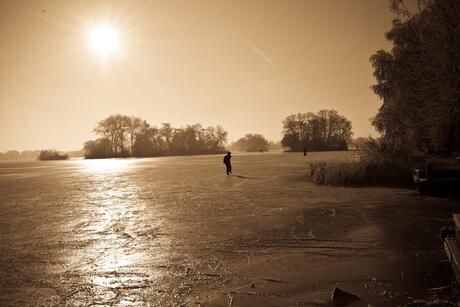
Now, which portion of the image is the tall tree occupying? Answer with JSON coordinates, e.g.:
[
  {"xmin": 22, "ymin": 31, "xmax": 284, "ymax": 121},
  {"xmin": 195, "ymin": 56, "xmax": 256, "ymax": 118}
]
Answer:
[
  {"xmin": 371, "ymin": 0, "xmax": 460, "ymax": 152},
  {"xmin": 126, "ymin": 116, "xmax": 144, "ymax": 155}
]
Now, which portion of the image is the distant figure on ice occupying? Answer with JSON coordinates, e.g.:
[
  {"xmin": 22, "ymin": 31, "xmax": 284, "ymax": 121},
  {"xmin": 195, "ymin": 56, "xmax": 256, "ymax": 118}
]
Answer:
[
  {"xmin": 303, "ymin": 146, "xmax": 308, "ymax": 156},
  {"xmin": 223, "ymin": 152, "xmax": 232, "ymax": 175}
]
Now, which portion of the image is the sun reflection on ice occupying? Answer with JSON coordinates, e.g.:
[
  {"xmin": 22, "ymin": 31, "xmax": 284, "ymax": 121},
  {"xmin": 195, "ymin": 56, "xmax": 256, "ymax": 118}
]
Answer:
[
  {"xmin": 81, "ymin": 158, "xmax": 138, "ymax": 173},
  {"xmin": 69, "ymin": 161, "xmax": 167, "ymax": 304}
]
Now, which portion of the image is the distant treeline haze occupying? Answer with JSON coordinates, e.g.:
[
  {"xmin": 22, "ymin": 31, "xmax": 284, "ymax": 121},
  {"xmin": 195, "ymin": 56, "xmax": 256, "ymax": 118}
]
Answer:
[
  {"xmin": 84, "ymin": 114, "xmax": 228, "ymax": 158},
  {"xmin": 281, "ymin": 109, "xmax": 353, "ymax": 151},
  {"xmin": 231, "ymin": 134, "xmax": 270, "ymax": 152},
  {"xmin": 0, "ymin": 150, "xmax": 44, "ymax": 160},
  {"xmin": 0, "ymin": 149, "xmax": 83, "ymax": 160}
]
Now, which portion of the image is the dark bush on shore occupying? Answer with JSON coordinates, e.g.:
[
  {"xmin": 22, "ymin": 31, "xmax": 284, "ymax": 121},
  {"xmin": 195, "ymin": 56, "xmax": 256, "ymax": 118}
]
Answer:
[
  {"xmin": 311, "ymin": 139, "xmax": 414, "ymax": 187},
  {"xmin": 38, "ymin": 150, "xmax": 69, "ymax": 161}
]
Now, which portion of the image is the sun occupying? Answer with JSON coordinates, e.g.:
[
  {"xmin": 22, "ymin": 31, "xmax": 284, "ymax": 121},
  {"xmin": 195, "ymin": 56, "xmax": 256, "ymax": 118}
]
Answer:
[{"xmin": 89, "ymin": 24, "xmax": 120, "ymax": 56}]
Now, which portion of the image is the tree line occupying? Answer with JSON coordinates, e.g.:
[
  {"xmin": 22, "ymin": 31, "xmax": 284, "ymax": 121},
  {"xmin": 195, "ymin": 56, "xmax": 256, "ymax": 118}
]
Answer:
[
  {"xmin": 370, "ymin": 0, "xmax": 460, "ymax": 154},
  {"xmin": 281, "ymin": 109, "xmax": 353, "ymax": 151},
  {"xmin": 84, "ymin": 114, "xmax": 228, "ymax": 158},
  {"xmin": 1, "ymin": 110, "xmax": 353, "ymax": 161},
  {"xmin": 38, "ymin": 150, "xmax": 68, "ymax": 161}
]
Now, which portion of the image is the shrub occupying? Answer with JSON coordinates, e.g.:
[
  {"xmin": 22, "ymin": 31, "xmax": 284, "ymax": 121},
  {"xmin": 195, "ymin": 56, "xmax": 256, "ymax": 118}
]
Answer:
[{"xmin": 311, "ymin": 138, "xmax": 414, "ymax": 187}]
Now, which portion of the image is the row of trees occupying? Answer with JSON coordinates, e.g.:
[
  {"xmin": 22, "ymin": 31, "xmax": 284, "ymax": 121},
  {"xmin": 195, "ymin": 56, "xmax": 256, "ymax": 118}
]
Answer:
[
  {"xmin": 84, "ymin": 114, "xmax": 228, "ymax": 158},
  {"xmin": 38, "ymin": 150, "xmax": 68, "ymax": 161},
  {"xmin": 370, "ymin": 0, "xmax": 460, "ymax": 153},
  {"xmin": 231, "ymin": 134, "xmax": 270, "ymax": 152},
  {"xmin": 281, "ymin": 110, "xmax": 353, "ymax": 151}
]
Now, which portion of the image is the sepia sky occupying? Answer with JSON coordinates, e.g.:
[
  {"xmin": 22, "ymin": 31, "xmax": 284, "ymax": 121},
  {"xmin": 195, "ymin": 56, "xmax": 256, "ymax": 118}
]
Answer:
[{"xmin": 0, "ymin": 0, "xmax": 397, "ymax": 151}]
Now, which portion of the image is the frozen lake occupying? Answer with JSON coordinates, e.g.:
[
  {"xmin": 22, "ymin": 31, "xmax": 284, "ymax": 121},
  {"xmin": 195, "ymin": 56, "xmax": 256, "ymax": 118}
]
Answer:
[{"xmin": 0, "ymin": 151, "xmax": 458, "ymax": 305}]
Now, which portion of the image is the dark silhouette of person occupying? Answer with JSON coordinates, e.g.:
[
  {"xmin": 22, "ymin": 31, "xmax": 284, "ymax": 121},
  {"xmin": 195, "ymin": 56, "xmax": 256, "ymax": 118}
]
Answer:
[
  {"xmin": 223, "ymin": 152, "xmax": 232, "ymax": 175},
  {"xmin": 304, "ymin": 146, "xmax": 307, "ymax": 156}
]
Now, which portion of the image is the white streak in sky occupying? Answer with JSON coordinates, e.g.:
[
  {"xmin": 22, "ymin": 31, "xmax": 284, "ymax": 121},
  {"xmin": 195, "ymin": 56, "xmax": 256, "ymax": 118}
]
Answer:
[
  {"xmin": 248, "ymin": 42, "xmax": 273, "ymax": 65},
  {"xmin": 168, "ymin": 20, "xmax": 180, "ymax": 29}
]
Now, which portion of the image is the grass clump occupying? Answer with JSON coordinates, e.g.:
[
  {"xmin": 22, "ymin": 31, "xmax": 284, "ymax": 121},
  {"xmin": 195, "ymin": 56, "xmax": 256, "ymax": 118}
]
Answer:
[{"xmin": 311, "ymin": 139, "xmax": 414, "ymax": 187}]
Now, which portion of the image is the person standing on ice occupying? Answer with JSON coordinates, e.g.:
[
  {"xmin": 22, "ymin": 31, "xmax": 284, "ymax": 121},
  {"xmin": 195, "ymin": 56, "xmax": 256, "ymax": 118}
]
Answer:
[{"xmin": 223, "ymin": 152, "xmax": 232, "ymax": 175}]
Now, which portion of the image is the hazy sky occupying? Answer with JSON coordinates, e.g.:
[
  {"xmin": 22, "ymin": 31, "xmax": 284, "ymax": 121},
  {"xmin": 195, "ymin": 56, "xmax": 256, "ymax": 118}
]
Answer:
[{"xmin": 0, "ymin": 0, "xmax": 396, "ymax": 151}]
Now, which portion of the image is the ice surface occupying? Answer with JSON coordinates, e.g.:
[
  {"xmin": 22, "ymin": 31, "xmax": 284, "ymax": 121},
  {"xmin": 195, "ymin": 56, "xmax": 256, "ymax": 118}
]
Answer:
[{"xmin": 0, "ymin": 152, "xmax": 458, "ymax": 305}]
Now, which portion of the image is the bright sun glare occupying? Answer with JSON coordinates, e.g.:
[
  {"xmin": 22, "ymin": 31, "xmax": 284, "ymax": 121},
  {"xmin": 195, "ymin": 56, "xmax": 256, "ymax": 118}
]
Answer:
[{"xmin": 89, "ymin": 25, "xmax": 120, "ymax": 56}]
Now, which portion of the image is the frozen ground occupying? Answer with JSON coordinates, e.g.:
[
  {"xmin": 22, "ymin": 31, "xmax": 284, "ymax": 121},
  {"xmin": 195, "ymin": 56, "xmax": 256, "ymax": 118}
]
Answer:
[{"xmin": 0, "ymin": 151, "xmax": 459, "ymax": 306}]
